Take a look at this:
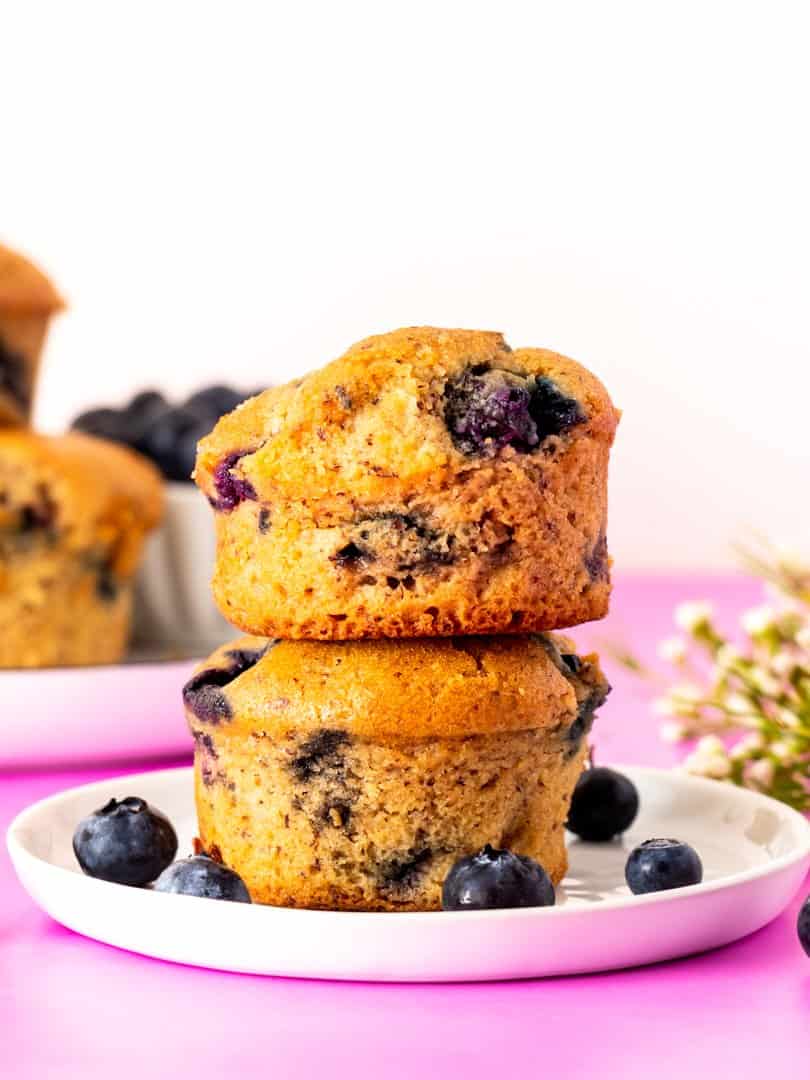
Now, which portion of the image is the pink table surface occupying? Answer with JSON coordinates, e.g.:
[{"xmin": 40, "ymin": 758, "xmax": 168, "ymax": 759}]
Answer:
[{"xmin": 2, "ymin": 574, "xmax": 809, "ymax": 1079}]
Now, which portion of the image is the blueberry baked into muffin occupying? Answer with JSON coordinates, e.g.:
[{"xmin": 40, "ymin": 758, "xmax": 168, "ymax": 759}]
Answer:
[
  {"xmin": 0, "ymin": 430, "xmax": 163, "ymax": 667},
  {"xmin": 0, "ymin": 244, "xmax": 63, "ymax": 426},
  {"xmin": 194, "ymin": 327, "xmax": 619, "ymax": 640},
  {"xmin": 184, "ymin": 632, "xmax": 609, "ymax": 911}
]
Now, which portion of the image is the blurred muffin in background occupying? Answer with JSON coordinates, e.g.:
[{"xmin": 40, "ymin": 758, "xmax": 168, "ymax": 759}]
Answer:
[
  {"xmin": 0, "ymin": 243, "xmax": 63, "ymax": 426},
  {"xmin": 72, "ymin": 384, "xmax": 263, "ymax": 653},
  {"xmin": 0, "ymin": 429, "xmax": 163, "ymax": 667}
]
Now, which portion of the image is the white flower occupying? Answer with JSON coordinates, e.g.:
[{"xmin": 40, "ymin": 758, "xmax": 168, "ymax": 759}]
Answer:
[
  {"xmin": 730, "ymin": 732, "xmax": 765, "ymax": 758},
  {"xmin": 724, "ymin": 691, "xmax": 755, "ymax": 716},
  {"xmin": 653, "ymin": 684, "xmax": 703, "ymax": 716},
  {"xmin": 659, "ymin": 721, "xmax": 687, "ymax": 743},
  {"xmin": 750, "ymin": 668, "xmax": 783, "ymax": 696},
  {"xmin": 744, "ymin": 759, "xmax": 775, "ymax": 789},
  {"xmin": 770, "ymin": 739, "xmax": 794, "ymax": 761},
  {"xmin": 775, "ymin": 706, "xmax": 800, "ymax": 730},
  {"xmin": 796, "ymin": 626, "xmax": 810, "ymax": 652},
  {"xmin": 682, "ymin": 734, "xmax": 733, "ymax": 778},
  {"xmin": 696, "ymin": 734, "xmax": 726, "ymax": 756},
  {"xmin": 741, "ymin": 605, "xmax": 778, "ymax": 636},
  {"xmin": 770, "ymin": 651, "xmax": 798, "ymax": 678},
  {"xmin": 716, "ymin": 644, "xmax": 742, "ymax": 670},
  {"xmin": 658, "ymin": 636, "xmax": 688, "ymax": 664},
  {"xmin": 675, "ymin": 602, "xmax": 713, "ymax": 633}
]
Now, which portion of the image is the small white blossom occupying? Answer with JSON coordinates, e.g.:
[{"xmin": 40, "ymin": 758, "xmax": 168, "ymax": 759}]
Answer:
[
  {"xmin": 796, "ymin": 626, "xmax": 810, "ymax": 651},
  {"xmin": 775, "ymin": 706, "xmax": 800, "ymax": 730},
  {"xmin": 770, "ymin": 740, "xmax": 794, "ymax": 761},
  {"xmin": 744, "ymin": 759, "xmax": 775, "ymax": 789},
  {"xmin": 724, "ymin": 691, "xmax": 755, "ymax": 716},
  {"xmin": 741, "ymin": 605, "xmax": 778, "ymax": 636},
  {"xmin": 716, "ymin": 644, "xmax": 742, "ymax": 670},
  {"xmin": 750, "ymin": 668, "xmax": 783, "ymax": 697},
  {"xmin": 675, "ymin": 602, "xmax": 713, "ymax": 633},
  {"xmin": 770, "ymin": 651, "xmax": 798, "ymax": 678},
  {"xmin": 659, "ymin": 721, "xmax": 687, "ymax": 743},
  {"xmin": 683, "ymin": 745, "xmax": 731, "ymax": 779},
  {"xmin": 696, "ymin": 735, "xmax": 726, "ymax": 756},
  {"xmin": 658, "ymin": 636, "xmax": 688, "ymax": 664},
  {"xmin": 730, "ymin": 732, "xmax": 765, "ymax": 758}
]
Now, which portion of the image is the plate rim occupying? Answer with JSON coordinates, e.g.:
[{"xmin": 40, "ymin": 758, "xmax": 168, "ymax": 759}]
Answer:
[{"xmin": 8, "ymin": 762, "xmax": 810, "ymax": 923}]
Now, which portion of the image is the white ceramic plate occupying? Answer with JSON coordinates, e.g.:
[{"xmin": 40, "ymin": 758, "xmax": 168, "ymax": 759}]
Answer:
[
  {"xmin": 8, "ymin": 765, "xmax": 810, "ymax": 982},
  {"xmin": 0, "ymin": 656, "xmax": 198, "ymax": 768}
]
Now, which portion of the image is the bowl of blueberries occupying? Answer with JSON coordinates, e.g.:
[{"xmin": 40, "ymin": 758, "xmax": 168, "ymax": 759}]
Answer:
[{"xmin": 73, "ymin": 384, "xmax": 264, "ymax": 655}]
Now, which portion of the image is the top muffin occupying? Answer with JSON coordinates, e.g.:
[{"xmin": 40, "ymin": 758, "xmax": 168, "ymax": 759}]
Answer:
[{"xmin": 195, "ymin": 327, "xmax": 619, "ymax": 640}]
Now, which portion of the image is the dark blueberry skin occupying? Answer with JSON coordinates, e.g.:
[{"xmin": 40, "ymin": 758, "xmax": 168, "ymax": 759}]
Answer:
[
  {"xmin": 183, "ymin": 645, "xmax": 268, "ymax": 724},
  {"xmin": 212, "ymin": 450, "xmax": 257, "ymax": 511},
  {"xmin": 625, "ymin": 839, "xmax": 703, "ymax": 895},
  {"xmin": 798, "ymin": 895, "xmax": 810, "ymax": 957},
  {"xmin": 71, "ymin": 385, "xmax": 262, "ymax": 483},
  {"xmin": 567, "ymin": 767, "xmax": 640, "ymax": 842},
  {"xmin": 442, "ymin": 844, "xmax": 556, "ymax": 911},
  {"xmin": 444, "ymin": 366, "xmax": 584, "ymax": 456},
  {"xmin": 72, "ymin": 797, "xmax": 177, "ymax": 886},
  {"xmin": 153, "ymin": 854, "xmax": 251, "ymax": 902}
]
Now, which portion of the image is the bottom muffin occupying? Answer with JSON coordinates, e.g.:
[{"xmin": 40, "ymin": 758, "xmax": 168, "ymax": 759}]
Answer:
[{"xmin": 184, "ymin": 633, "xmax": 610, "ymax": 911}]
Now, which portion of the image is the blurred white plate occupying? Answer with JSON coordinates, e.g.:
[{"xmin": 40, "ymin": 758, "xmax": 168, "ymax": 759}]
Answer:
[
  {"xmin": 0, "ymin": 654, "xmax": 198, "ymax": 768},
  {"xmin": 8, "ymin": 765, "xmax": 810, "ymax": 982}
]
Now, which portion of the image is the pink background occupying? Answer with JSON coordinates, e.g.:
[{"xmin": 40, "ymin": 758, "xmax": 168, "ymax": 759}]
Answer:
[{"xmin": 3, "ymin": 575, "xmax": 809, "ymax": 1078}]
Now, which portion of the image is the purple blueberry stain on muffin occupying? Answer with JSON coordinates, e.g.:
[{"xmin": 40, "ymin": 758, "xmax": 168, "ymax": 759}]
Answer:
[
  {"xmin": 289, "ymin": 729, "xmax": 351, "ymax": 783},
  {"xmin": 212, "ymin": 450, "xmax": 257, "ymax": 511},
  {"xmin": 330, "ymin": 512, "xmax": 456, "ymax": 574},
  {"xmin": 444, "ymin": 366, "xmax": 584, "ymax": 456},
  {"xmin": 377, "ymin": 846, "xmax": 433, "ymax": 896},
  {"xmin": 193, "ymin": 730, "xmax": 220, "ymax": 786},
  {"xmin": 288, "ymin": 730, "xmax": 359, "ymax": 835},
  {"xmin": 584, "ymin": 531, "xmax": 609, "ymax": 582},
  {"xmin": 257, "ymin": 507, "xmax": 272, "ymax": 534}
]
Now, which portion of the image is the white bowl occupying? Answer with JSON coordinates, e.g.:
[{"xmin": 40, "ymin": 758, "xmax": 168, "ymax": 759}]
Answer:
[{"xmin": 133, "ymin": 484, "xmax": 234, "ymax": 655}]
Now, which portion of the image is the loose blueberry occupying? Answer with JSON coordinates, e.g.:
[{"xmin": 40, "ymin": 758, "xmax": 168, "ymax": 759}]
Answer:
[
  {"xmin": 625, "ymin": 838, "xmax": 703, "ymax": 895},
  {"xmin": 441, "ymin": 844, "xmax": 556, "ymax": 911},
  {"xmin": 567, "ymin": 767, "xmax": 640, "ymax": 842},
  {"xmin": 185, "ymin": 385, "xmax": 244, "ymax": 419},
  {"xmin": 72, "ymin": 797, "xmax": 177, "ymax": 886},
  {"xmin": 798, "ymin": 895, "xmax": 810, "ymax": 957},
  {"xmin": 72, "ymin": 406, "xmax": 129, "ymax": 443},
  {"xmin": 153, "ymin": 854, "xmax": 251, "ymax": 902}
]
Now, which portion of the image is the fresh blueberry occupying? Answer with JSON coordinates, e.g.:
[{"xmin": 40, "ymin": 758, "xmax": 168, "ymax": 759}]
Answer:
[
  {"xmin": 444, "ymin": 366, "xmax": 584, "ymax": 456},
  {"xmin": 441, "ymin": 844, "xmax": 556, "ymax": 911},
  {"xmin": 126, "ymin": 389, "xmax": 168, "ymax": 420},
  {"xmin": 153, "ymin": 854, "xmax": 251, "ymax": 902},
  {"xmin": 798, "ymin": 895, "xmax": 810, "ymax": 957},
  {"xmin": 567, "ymin": 767, "xmax": 640, "ymax": 842},
  {"xmin": 185, "ymin": 385, "xmax": 245, "ymax": 420},
  {"xmin": 625, "ymin": 838, "xmax": 703, "ymax": 895},
  {"xmin": 136, "ymin": 405, "xmax": 202, "ymax": 482},
  {"xmin": 72, "ymin": 406, "xmax": 129, "ymax": 443},
  {"xmin": 72, "ymin": 797, "xmax": 177, "ymax": 886}
]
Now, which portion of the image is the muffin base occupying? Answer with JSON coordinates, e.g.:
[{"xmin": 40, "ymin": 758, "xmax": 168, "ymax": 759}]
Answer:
[
  {"xmin": 0, "ymin": 546, "xmax": 132, "ymax": 667},
  {"xmin": 194, "ymin": 726, "xmax": 586, "ymax": 911}
]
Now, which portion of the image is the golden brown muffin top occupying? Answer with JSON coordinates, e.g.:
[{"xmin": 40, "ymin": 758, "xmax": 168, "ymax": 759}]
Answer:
[
  {"xmin": 0, "ymin": 430, "xmax": 164, "ymax": 574},
  {"xmin": 183, "ymin": 632, "xmax": 609, "ymax": 740},
  {"xmin": 0, "ymin": 244, "xmax": 64, "ymax": 314},
  {"xmin": 194, "ymin": 326, "xmax": 619, "ymax": 508}
]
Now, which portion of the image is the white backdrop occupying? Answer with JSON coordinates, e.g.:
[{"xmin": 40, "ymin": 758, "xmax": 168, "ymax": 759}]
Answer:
[{"xmin": 3, "ymin": 2, "xmax": 808, "ymax": 570}]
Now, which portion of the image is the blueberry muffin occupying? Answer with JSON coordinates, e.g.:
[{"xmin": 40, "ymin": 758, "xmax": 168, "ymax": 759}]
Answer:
[
  {"xmin": 194, "ymin": 327, "xmax": 619, "ymax": 640},
  {"xmin": 0, "ymin": 430, "xmax": 163, "ymax": 667},
  {"xmin": 0, "ymin": 244, "xmax": 63, "ymax": 426},
  {"xmin": 184, "ymin": 632, "xmax": 609, "ymax": 911}
]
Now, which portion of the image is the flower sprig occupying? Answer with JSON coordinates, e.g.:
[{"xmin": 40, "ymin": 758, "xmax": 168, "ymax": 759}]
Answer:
[{"xmin": 627, "ymin": 549, "xmax": 810, "ymax": 810}]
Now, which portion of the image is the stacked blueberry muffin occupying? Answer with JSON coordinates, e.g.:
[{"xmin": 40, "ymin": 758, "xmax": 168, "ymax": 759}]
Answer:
[
  {"xmin": 0, "ymin": 244, "xmax": 164, "ymax": 667},
  {"xmin": 186, "ymin": 327, "xmax": 619, "ymax": 910}
]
